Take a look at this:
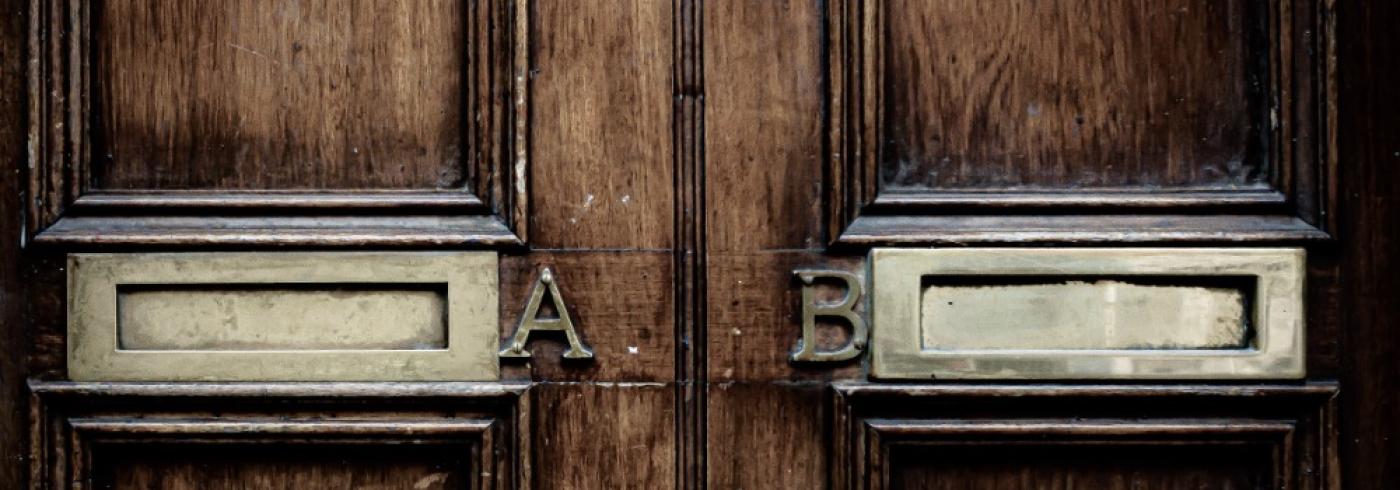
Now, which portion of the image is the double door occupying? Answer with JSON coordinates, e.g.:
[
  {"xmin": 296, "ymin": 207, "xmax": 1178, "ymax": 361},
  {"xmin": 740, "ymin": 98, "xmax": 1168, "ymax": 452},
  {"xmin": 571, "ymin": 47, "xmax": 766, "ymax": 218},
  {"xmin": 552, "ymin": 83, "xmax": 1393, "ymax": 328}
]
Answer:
[{"xmin": 3, "ymin": 0, "xmax": 1397, "ymax": 488}]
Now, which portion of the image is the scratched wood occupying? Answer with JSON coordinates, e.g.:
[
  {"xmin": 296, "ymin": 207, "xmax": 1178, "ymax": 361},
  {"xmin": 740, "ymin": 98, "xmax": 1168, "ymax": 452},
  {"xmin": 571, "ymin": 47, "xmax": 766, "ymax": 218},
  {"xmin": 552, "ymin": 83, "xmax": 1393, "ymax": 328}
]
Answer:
[
  {"xmin": 701, "ymin": 3, "xmax": 854, "ymax": 488},
  {"xmin": 94, "ymin": 0, "xmax": 468, "ymax": 190},
  {"xmin": 528, "ymin": 0, "xmax": 674, "ymax": 250},
  {"xmin": 706, "ymin": 383, "xmax": 827, "ymax": 489},
  {"xmin": 530, "ymin": 383, "xmax": 675, "ymax": 489}
]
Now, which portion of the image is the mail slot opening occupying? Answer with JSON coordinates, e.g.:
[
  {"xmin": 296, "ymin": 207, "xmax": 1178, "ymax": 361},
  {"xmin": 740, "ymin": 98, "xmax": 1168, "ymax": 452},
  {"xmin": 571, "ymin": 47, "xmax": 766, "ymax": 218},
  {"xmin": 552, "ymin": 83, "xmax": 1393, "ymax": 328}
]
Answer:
[
  {"xmin": 69, "ymin": 252, "xmax": 499, "ymax": 382},
  {"xmin": 116, "ymin": 283, "xmax": 450, "ymax": 351},
  {"xmin": 919, "ymin": 275, "xmax": 1257, "ymax": 351},
  {"xmin": 870, "ymin": 248, "xmax": 1304, "ymax": 380}
]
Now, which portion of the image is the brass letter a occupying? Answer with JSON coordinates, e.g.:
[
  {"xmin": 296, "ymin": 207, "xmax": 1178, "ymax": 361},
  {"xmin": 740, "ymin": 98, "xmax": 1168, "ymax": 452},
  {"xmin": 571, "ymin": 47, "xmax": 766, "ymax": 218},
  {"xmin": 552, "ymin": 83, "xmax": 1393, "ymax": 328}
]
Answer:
[{"xmin": 500, "ymin": 267, "xmax": 594, "ymax": 359}]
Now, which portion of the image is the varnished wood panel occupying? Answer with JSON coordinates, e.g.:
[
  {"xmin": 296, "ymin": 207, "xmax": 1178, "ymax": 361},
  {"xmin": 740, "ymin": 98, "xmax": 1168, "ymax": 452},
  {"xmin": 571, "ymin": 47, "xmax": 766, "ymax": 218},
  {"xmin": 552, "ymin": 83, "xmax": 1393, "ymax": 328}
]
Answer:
[
  {"xmin": 706, "ymin": 383, "xmax": 826, "ymax": 489},
  {"xmin": 95, "ymin": 445, "xmax": 468, "ymax": 490},
  {"xmin": 531, "ymin": 383, "xmax": 675, "ymax": 489},
  {"xmin": 95, "ymin": 0, "xmax": 468, "ymax": 190},
  {"xmin": 883, "ymin": 0, "xmax": 1262, "ymax": 191},
  {"xmin": 30, "ymin": 381, "xmax": 530, "ymax": 490},
  {"xmin": 529, "ymin": 0, "xmax": 674, "ymax": 249},
  {"xmin": 832, "ymin": 384, "xmax": 1339, "ymax": 490},
  {"xmin": 889, "ymin": 444, "xmax": 1271, "ymax": 489},
  {"xmin": 499, "ymin": 252, "xmax": 674, "ymax": 382},
  {"xmin": 704, "ymin": 0, "xmax": 824, "ymax": 251},
  {"xmin": 25, "ymin": 0, "xmax": 529, "ymax": 247},
  {"xmin": 702, "ymin": 3, "xmax": 849, "ymax": 487},
  {"xmin": 824, "ymin": 0, "xmax": 1333, "ymax": 245}
]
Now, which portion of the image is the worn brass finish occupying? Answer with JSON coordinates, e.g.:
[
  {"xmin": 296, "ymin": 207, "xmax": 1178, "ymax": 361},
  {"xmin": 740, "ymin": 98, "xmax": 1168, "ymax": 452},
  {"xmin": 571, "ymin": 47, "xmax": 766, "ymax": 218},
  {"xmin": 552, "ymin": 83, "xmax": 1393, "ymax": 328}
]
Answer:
[
  {"xmin": 870, "ymin": 248, "xmax": 1306, "ymax": 380},
  {"xmin": 68, "ymin": 252, "xmax": 499, "ymax": 381},
  {"xmin": 790, "ymin": 269, "xmax": 868, "ymax": 363},
  {"xmin": 500, "ymin": 267, "xmax": 594, "ymax": 359}
]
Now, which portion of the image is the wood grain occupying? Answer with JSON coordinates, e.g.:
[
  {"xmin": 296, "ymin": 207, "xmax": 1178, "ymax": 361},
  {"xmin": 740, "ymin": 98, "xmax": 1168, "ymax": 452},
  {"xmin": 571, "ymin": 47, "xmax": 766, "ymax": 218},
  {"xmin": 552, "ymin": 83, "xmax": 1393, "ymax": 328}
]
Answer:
[
  {"xmin": 95, "ymin": 0, "xmax": 468, "ymax": 190},
  {"xmin": 531, "ymin": 383, "xmax": 675, "ymax": 489},
  {"xmin": 24, "ymin": 254, "xmax": 66, "ymax": 379},
  {"xmin": 529, "ymin": 0, "xmax": 674, "ymax": 249},
  {"xmin": 882, "ymin": 0, "xmax": 1263, "ymax": 191},
  {"xmin": 704, "ymin": 0, "xmax": 825, "ymax": 252},
  {"xmin": 702, "ymin": 3, "xmax": 853, "ymax": 488},
  {"xmin": 1337, "ymin": 0, "xmax": 1400, "ymax": 486},
  {"xmin": 706, "ymin": 383, "xmax": 826, "ymax": 489},
  {"xmin": 0, "ymin": 0, "xmax": 25, "ymax": 486}
]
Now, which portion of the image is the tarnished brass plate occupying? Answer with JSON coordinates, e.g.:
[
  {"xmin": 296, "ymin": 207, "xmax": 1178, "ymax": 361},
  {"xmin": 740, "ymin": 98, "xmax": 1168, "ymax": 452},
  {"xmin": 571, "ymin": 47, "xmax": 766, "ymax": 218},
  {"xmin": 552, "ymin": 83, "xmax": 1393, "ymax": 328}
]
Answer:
[
  {"xmin": 870, "ymin": 248, "xmax": 1305, "ymax": 380},
  {"xmin": 68, "ymin": 252, "xmax": 498, "ymax": 381}
]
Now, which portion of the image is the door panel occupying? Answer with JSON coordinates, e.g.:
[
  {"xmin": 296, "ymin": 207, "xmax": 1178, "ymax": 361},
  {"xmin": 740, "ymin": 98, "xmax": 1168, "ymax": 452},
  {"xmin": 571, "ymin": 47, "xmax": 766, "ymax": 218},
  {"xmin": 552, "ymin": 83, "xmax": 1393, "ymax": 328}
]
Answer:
[
  {"xmin": 94, "ymin": 0, "xmax": 469, "ymax": 191},
  {"xmin": 831, "ymin": 384, "xmax": 1337, "ymax": 489},
  {"xmin": 32, "ymin": 382, "xmax": 527, "ymax": 490},
  {"xmin": 882, "ymin": 0, "xmax": 1263, "ymax": 191},
  {"xmin": 2, "ymin": 0, "xmax": 1399, "ymax": 489}
]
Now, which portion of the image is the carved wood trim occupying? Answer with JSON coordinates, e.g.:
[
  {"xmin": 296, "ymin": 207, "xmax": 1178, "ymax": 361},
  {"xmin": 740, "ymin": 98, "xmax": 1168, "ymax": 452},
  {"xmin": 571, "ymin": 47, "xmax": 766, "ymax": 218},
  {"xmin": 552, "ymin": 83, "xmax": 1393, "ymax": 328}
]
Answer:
[
  {"xmin": 24, "ymin": 0, "xmax": 531, "ymax": 248},
  {"xmin": 29, "ymin": 381, "xmax": 532, "ymax": 489},
  {"xmin": 830, "ymin": 383, "xmax": 1339, "ymax": 489},
  {"xmin": 824, "ymin": 0, "xmax": 1337, "ymax": 245},
  {"xmin": 839, "ymin": 214, "xmax": 1331, "ymax": 246}
]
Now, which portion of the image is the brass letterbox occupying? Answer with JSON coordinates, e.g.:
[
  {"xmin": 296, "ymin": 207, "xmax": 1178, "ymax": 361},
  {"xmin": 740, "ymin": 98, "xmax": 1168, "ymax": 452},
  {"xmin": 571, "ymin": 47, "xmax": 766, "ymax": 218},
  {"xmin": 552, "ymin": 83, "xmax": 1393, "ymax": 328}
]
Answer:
[
  {"xmin": 68, "ymin": 252, "xmax": 498, "ymax": 381},
  {"xmin": 870, "ymin": 248, "xmax": 1305, "ymax": 380}
]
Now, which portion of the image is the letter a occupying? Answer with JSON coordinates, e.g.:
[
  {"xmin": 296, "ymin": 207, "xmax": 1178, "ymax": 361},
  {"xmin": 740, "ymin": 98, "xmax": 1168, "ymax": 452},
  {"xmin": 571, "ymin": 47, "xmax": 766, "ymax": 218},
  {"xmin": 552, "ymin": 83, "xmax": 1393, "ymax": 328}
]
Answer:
[{"xmin": 500, "ymin": 267, "xmax": 594, "ymax": 360}]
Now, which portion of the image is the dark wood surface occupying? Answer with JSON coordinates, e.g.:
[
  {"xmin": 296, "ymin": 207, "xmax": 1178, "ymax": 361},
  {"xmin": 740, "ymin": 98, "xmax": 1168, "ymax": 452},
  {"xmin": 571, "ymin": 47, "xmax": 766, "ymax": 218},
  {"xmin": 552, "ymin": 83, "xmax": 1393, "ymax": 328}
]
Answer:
[
  {"xmin": 94, "ymin": 0, "xmax": 468, "ymax": 191},
  {"xmin": 883, "ymin": 0, "xmax": 1261, "ymax": 191},
  {"xmin": 1, "ymin": 0, "xmax": 1398, "ymax": 488},
  {"xmin": 1337, "ymin": 0, "xmax": 1400, "ymax": 486},
  {"xmin": 831, "ymin": 383, "xmax": 1340, "ymax": 489},
  {"xmin": 96, "ymin": 445, "xmax": 470, "ymax": 490},
  {"xmin": 529, "ymin": 0, "xmax": 674, "ymax": 251},
  {"xmin": 889, "ymin": 445, "xmax": 1272, "ymax": 489},
  {"xmin": 0, "ymin": 0, "xmax": 25, "ymax": 486},
  {"xmin": 29, "ymin": 381, "xmax": 531, "ymax": 489}
]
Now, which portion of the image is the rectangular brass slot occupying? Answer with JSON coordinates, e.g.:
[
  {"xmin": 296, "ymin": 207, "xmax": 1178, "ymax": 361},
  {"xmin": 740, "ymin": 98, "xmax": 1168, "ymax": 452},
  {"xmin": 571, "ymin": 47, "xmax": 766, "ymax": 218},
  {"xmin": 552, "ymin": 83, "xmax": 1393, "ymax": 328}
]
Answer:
[
  {"xmin": 870, "ymin": 248, "xmax": 1305, "ymax": 380},
  {"xmin": 68, "ymin": 252, "xmax": 498, "ymax": 382},
  {"xmin": 920, "ymin": 275, "xmax": 1255, "ymax": 351},
  {"xmin": 117, "ymin": 283, "xmax": 449, "ymax": 351}
]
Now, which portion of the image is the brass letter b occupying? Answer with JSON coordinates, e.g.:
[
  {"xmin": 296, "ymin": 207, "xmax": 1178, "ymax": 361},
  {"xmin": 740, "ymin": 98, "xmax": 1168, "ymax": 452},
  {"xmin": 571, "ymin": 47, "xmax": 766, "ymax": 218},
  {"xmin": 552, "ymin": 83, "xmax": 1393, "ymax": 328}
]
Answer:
[{"xmin": 790, "ymin": 269, "xmax": 868, "ymax": 363}]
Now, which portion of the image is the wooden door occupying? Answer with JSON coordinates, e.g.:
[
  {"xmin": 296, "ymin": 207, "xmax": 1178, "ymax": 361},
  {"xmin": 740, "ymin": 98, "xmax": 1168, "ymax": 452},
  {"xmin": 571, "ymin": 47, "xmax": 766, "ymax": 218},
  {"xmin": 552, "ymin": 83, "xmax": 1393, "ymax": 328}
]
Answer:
[{"xmin": 0, "ymin": 0, "xmax": 1397, "ymax": 489}]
